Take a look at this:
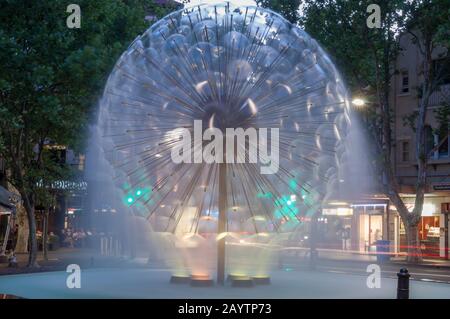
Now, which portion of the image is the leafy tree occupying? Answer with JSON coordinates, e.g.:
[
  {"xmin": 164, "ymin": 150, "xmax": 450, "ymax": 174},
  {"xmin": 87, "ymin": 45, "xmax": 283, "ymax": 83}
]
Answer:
[
  {"xmin": 400, "ymin": 0, "xmax": 450, "ymax": 262},
  {"xmin": 0, "ymin": 0, "xmax": 170, "ymax": 267},
  {"xmin": 298, "ymin": 0, "xmax": 450, "ymax": 262},
  {"xmin": 257, "ymin": 0, "xmax": 301, "ymax": 24}
]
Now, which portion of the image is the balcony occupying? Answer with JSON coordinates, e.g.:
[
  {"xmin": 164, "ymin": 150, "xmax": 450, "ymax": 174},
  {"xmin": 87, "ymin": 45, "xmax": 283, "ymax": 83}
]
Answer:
[{"xmin": 429, "ymin": 84, "xmax": 450, "ymax": 106}]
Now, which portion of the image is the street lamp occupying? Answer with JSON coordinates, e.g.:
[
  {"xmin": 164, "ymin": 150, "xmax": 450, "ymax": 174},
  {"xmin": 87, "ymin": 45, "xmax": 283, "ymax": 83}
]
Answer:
[
  {"xmin": 352, "ymin": 98, "xmax": 367, "ymax": 107},
  {"xmin": 351, "ymin": 97, "xmax": 372, "ymax": 125}
]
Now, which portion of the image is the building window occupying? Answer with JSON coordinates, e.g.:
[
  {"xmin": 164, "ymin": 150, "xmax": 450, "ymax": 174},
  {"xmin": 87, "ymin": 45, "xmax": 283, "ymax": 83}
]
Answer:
[
  {"xmin": 401, "ymin": 141, "xmax": 410, "ymax": 162},
  {"xmin": 437, "ymin": 123, "xmax": 449, "ymax": 158},
  {"xmin": 400, "ymin": 70, "xmax": 409, "ymax": 94},
  {"xmin": 433, "ymin": 57, "xmax": 450, "ymax": 85}
]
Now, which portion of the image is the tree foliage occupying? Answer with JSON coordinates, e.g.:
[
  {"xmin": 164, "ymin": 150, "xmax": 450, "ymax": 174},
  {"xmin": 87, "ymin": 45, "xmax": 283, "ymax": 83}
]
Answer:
[
  {"xmin": 0, "ymin": 0, "xmax": 171, "ymax": 266},
  {"xmin": 257, "ymin": 0, "xmax": 301, "ymax": 24},
  {"xmin": 294, "ymin": 0, "xmax": 449, "ymax": 262}
]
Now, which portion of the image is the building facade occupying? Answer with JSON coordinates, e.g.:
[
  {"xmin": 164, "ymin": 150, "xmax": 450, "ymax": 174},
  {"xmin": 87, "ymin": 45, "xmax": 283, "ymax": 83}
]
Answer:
[
  {"xmin": 315, "ymin": 32, "xmax": 450, "ymax": 259},
  {"xmin": 390, "ymin": 32, "xmax": 450, "ymax": 259}
]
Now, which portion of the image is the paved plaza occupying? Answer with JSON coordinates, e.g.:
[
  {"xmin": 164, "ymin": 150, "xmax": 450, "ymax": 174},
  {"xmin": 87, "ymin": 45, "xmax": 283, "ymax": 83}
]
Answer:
[{"xmin": 1, "ymin": 267, "xmax": 449, "ymax": 299}]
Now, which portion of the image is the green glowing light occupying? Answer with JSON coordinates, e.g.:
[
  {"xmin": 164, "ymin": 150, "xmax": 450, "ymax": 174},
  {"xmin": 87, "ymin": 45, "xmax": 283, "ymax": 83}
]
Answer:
[{"xmin": 289, "ymin": 179, "xmax": 297, "ymax": 191}]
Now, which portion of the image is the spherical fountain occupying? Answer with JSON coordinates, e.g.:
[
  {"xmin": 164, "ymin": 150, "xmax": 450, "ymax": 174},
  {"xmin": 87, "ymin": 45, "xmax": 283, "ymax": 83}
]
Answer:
[{"xmin": 97, "ymin": 2, "xmax": 352, "ymax": 286}]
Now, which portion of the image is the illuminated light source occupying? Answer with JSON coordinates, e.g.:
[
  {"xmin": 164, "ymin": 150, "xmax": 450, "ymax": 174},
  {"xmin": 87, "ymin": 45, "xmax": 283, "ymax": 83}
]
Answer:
[
  {"xmin": 227, "ymin": 273, "xmax": 249, "ymax": 282},
  {"xmin": 136, "ymin": 190, "xmax": 142, "ymax": 196},
  {"xmin": 406, "ymin": 203, "xmax": 436, "ymax": 216},
  {"xmin": 252, "ymin": 216, "xmax": 266, "ymax": 222},
  {"xmin": 200, "ymin": 215, "xmax": 215, "ymax": 221},
  {"xmin": 190, "ymin": 274, "xmax": 214, "ymax": 287},
  {"xmin": 328, "ymin": 201, "xmax": 348, "ymax": 206},
  {"xmin": 257, "ymin": 232, "xmax": 270, "ymax": 237},
  {"xmin": 127, "ymin": 197, "xmax": 134, "ymax": 204},
  {"xmin": 322, "ymin": 207, "xmax": 353, "ymax": 216},
  {"xmin": 352, "ymin": 98, "xmax": 366, "ymax": 107}
]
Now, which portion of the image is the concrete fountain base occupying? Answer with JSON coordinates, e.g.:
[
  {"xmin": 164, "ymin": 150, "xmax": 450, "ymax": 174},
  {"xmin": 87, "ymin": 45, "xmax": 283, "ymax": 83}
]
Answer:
[{"xmin": 170, "ymin": 275, "xmax": 190, "ymax": 284}]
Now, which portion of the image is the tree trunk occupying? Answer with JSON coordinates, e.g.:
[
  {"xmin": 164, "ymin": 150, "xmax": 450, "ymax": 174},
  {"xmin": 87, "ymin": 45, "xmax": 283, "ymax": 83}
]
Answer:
[
  {"xmin": 406, "ymin": 223, "xmax": 421, "ymax": 263},
  {"xmin": 408, "ymin": 47, "xmax": 433, "ymax": 262},
  {"xmin": 43, "ymin": 208, "xmax": 49, "ymax": 261},
  {"xmin": 14, "ymin": 204, "xmax": 29, "ymax": 253},
  {"xmin": 22, "ymin": 194, "xmax": 39, "ymax": 267}
]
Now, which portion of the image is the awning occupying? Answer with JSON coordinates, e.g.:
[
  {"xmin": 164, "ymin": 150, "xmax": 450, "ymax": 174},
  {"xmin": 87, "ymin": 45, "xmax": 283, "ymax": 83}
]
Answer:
[{"xmin": 0, "ymin": 185, "xmax": 15, "ymax": 214}]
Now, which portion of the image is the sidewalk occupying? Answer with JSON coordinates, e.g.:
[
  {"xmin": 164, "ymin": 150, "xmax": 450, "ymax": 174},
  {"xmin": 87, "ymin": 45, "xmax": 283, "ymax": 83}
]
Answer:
[
  {"xmin": 283, "ymin": 246, "xmax": 450, "ymax": 269},
  {"xmin": 0, "ymin": 248, "xmax": 131, "ymax": 276}
]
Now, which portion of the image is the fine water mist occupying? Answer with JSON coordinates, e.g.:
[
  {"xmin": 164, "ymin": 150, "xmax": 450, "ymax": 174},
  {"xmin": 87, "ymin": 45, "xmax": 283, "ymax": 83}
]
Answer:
[{"xmin": 84, "ymin": 2, "xmax": 370, "ymax": 282}]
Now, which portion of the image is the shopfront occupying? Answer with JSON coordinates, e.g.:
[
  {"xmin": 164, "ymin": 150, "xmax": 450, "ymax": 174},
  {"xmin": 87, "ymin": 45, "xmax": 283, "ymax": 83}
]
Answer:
[
  {"xmin": 320, "ymin": 205, "xmax": 354, "ymax": 250},
  {"xmin": 352, "ymin": 204, "xmax": 386, "ymax": 253},
  {"xmin": 319, "ymin": 202, "xmax": 388, "ymax": 253},
  {"xmin": 395, "ymin": 196, "xmax": 450, "ymax": 259},
  {"xmin": 442, "ymin": 203, "xmax": 450, "ymax": 259}
]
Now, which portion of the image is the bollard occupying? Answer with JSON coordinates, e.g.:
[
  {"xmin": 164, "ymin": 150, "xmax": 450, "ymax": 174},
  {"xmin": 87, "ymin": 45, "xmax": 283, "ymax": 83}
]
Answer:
[{"xmin": 397, "ymin": 268, "xmax": 410, "ymax": 299}]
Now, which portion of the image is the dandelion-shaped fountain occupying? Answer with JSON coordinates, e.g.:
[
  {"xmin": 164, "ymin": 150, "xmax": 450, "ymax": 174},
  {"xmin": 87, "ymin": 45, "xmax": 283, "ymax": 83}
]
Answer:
[{"xmin": 97, "ymin": 2, "xmax": 352, "ymax": 285}]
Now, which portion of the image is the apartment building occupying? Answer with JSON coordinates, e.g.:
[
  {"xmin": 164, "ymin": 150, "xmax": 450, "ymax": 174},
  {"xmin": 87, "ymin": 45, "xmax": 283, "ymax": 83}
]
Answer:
[{"xmin": 391, "ymin": 32, "xmax": 450, "ymax": 259}]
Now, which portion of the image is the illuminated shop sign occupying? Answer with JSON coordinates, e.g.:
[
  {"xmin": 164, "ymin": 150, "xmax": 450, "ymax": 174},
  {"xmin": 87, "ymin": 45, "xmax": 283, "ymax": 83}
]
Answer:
[
  {"xmin": 433, "ymin": 184, "xmax": 450, "ymax": 191},
  {"xmin": 36, "ymin": 180, "xmax": 87, "ymax": 191},
  {"xmin": 322, "ymin": 207, "xmax": 353, "ymax": 216},
  {"xmin": 405, "ymin": 203, "xmax": 437, "ymax": 216}
]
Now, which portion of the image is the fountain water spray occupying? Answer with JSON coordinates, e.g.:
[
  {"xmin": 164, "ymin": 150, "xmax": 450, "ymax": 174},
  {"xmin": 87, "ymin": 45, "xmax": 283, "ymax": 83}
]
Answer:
[{"xmin": 95, "ymin": 2, "xmax": 353, "ymax": 284}]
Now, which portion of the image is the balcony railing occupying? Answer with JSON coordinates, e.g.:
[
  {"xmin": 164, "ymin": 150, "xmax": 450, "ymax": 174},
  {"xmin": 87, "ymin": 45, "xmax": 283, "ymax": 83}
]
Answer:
[{"xmin": 429, "ymin": 84, "xmax": 450, "ymax": 106}]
